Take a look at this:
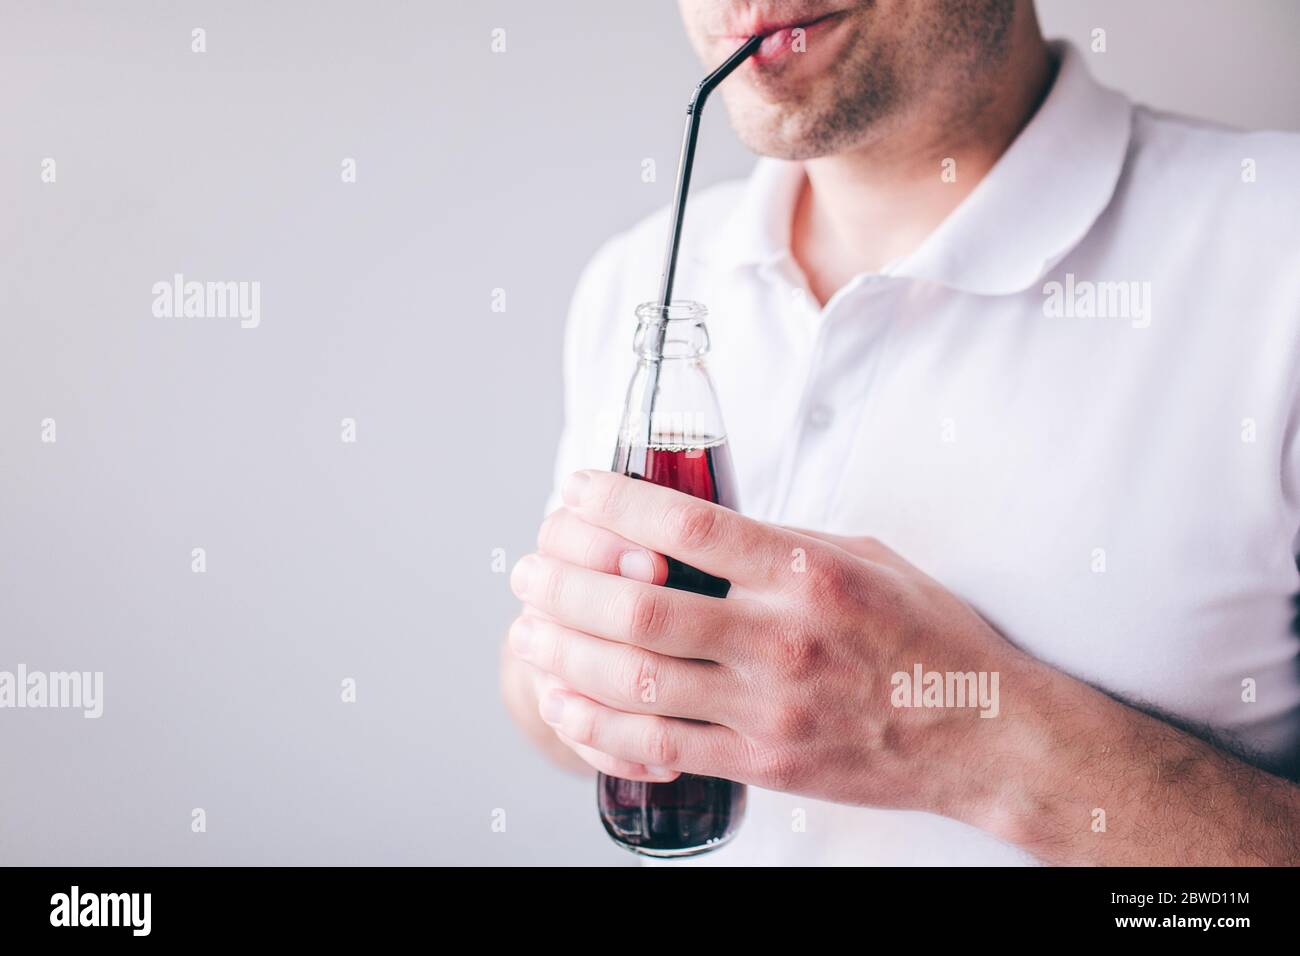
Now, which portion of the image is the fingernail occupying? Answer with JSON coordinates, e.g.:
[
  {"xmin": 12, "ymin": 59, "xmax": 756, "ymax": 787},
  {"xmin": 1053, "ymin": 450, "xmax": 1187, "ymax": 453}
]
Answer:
[
  {"xmin": 645, "ymin": 765, "xmax": 673, "ymax": 779},
  {"xmin": 562, "ymin": 471, "xmax": 590, "ymax": 507},
  {"xmin": 618, "ymin": 549, "xmax": 656, "ymax": 583},
  {"xmin": 509, "ymin": 617, "xmax": 534, "ymax": 658},
  {"xmin": 539, "ymin": 690, "xmax": 567, "ymax": 725},
  {"xmin": 510, "ymin": 555, "xmax": 537, "ymax": 598}
]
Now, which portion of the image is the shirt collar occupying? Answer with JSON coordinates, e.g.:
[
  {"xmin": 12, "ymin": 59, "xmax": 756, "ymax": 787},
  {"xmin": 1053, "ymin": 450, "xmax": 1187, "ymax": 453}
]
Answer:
[{"xmin": 693, "ymin": 40, "xmax": 1133, "ymax": 296}]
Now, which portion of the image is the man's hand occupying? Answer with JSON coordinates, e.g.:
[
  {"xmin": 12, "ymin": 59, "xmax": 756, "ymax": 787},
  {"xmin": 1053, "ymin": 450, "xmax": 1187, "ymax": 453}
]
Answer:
[
  {"xmin": 506, "ymin": 468, "xmax": 1050, "ymax": 817},
  {"xmin": 505, "ymin": 470, "xmax": 1300, "ymax": 865}
]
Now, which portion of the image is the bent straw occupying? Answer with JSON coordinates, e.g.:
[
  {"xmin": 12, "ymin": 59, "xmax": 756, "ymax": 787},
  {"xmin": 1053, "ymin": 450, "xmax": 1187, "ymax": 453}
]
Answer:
[{"xmin": 634, "ymin": 35, "xmax": 762, "ymax": 460}]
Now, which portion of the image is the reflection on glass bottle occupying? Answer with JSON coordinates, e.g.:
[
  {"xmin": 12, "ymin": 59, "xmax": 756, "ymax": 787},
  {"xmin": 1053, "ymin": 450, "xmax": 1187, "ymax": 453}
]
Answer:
[{"xmin": 600, "ymin": 300, "xmax": 746, "ymax": 857}]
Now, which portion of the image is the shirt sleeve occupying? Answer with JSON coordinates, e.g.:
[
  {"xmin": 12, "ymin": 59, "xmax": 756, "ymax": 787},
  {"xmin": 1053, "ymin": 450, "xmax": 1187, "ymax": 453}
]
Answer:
[
  {"xmin": 542, "ymin": 234, "xmax": 630, "ymax": 517},
  {"xmin": 1286, "ymin": 348, "xmax": 1300, "ymax": 560}
]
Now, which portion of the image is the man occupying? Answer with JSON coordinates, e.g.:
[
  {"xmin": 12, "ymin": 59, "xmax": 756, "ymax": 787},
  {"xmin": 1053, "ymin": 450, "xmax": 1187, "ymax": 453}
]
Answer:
[{"xmin": 501, "ymin": 0, "xmax": 1300, "ymax": 865}]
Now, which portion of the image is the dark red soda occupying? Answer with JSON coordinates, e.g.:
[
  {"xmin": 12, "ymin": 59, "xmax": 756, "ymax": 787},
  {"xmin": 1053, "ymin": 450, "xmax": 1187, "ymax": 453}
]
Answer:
[{"xmin": 598, "ymin": 436, "xmax": 746, "ymax": 856}]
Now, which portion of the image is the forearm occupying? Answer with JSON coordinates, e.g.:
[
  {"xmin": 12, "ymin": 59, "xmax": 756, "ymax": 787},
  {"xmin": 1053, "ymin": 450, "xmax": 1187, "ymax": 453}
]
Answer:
[{"xmin": 969, "ymin": 667, "xmax": 1300, "ymax": 865}]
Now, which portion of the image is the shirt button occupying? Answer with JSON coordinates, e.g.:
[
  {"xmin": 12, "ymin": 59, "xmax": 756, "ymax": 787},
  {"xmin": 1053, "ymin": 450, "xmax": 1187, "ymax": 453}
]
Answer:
[{"xmin": 808, "ymin": 404, "xmax": 834, "ymax": 429}]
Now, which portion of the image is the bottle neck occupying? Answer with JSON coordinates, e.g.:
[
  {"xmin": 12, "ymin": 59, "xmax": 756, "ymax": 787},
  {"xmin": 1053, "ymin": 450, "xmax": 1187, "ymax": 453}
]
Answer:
[
  {"xmin": 615, "ymin": 299, "xmax": 726, "ymax": 478},
  {"xmin": 633, "ymin": 301, "xmax": 710, "ymax": 362}
]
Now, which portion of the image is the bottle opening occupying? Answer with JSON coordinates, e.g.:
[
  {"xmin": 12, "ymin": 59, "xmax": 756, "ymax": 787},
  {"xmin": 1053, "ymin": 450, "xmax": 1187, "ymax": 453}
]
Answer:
[{"xmin": 635, "ymin": 300, "xmax": 708, "ymax": 323}]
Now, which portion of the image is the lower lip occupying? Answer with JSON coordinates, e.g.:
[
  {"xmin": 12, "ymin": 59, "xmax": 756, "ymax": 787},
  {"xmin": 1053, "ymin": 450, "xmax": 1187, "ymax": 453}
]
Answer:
[{"xmin": 728, "ymin": 11, "xmax": 847, "ymax": 64}]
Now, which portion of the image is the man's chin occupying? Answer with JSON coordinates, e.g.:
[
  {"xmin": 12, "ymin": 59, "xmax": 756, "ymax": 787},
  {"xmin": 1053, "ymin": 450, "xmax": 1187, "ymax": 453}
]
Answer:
[
  {"xmin": 731, "ymin": 117, "xmax": 846, "ymax": 163},
  {"xmin": 737, "ymin": 139, "xmax": 822, "ymax": 162}
]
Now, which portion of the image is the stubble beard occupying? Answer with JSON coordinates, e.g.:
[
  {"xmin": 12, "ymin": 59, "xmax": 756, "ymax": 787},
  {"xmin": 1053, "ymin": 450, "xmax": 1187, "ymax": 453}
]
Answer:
[{"xmin": 721, "ymin": 0, "xmax": 1018, "ymax": 162}]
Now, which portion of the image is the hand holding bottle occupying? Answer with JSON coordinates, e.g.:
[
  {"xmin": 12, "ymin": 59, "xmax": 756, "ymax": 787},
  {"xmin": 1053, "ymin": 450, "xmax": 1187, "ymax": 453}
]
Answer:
[{"xmin": 508, "ymin": 468, "xmax": 1058, "ymax": 825}]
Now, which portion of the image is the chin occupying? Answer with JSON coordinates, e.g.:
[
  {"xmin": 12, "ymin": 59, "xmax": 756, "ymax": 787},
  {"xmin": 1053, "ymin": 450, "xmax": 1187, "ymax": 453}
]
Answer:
[
  {"xmin": 735, "ymin": 131, "xmax": 822, "ymax": 162},
  {"xmin": 730, "ymin": 108, "xmax": 854, "ymax": 162}
]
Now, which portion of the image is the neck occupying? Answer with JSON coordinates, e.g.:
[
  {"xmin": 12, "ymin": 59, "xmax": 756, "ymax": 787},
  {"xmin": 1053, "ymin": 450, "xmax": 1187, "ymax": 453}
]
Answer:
[{"xmin": 791, "ymin": 10, "xmax": 1054, "ymax": 306}]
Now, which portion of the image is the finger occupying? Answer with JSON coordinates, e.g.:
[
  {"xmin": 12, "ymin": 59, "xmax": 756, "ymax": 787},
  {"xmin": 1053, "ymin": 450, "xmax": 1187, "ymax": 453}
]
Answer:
[
  {"xmin": 539, "ymin": 688, "xmax": 743, "ymax": 780},
  {"xmin": 553, "ymin": 732, "xmax": 680, "ymax": 783},
  {"xmin": 559, "ymin": 470, "xmax": 809, "ymax": 591},
  {"xmin": 510, "ymin": 553, "xmax": 754, "ymax": 663},
  {"xmin": 520, "ymin": 668, "xmax": 676, "ymax": 780},
  {"xmin": 508, "ymin": 614, "xmax": 740, "ymax": 725},
  {"xmin": 537, "ymin": 507, "xmax": 669, "ymax": 584}
]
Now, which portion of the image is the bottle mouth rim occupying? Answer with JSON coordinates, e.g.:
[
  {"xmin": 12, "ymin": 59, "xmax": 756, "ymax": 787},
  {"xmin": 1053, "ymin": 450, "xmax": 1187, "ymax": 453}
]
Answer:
[{"xmin": 635, "ymin": 300, "xmax": 707, "ymax": 323}]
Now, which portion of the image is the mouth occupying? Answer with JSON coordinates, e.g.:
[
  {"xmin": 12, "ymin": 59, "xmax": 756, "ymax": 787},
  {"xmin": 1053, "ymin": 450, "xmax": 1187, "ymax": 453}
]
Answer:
[{"xmin": 722, "ymin": 9, "xmax": 850, "ymax": 63}]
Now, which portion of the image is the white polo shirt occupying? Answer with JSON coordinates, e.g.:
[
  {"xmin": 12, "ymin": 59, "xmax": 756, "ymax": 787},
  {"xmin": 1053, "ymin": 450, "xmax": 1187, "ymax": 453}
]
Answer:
[{"xmin": 548, "ymin": 42, "xmax": 1300, "ymax": 865}]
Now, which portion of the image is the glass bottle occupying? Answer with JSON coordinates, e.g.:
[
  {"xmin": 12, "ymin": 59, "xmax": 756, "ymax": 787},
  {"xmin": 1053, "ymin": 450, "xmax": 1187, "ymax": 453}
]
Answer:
[{"xmin": 599, "ymin": 299, "xmax": 746, "ymax": 857}]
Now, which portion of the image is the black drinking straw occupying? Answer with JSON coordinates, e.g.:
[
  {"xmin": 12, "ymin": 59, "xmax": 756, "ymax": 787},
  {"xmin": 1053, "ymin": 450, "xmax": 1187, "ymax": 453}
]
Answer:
[{"xmin": 635, "ymin": 35, "xmax": 763, "ymax": 458}]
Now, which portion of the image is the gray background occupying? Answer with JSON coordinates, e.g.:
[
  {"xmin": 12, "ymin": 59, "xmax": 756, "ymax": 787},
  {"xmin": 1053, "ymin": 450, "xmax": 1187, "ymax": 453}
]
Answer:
[{"xmin": 1, "ymin": 0, "xmax": 1297, "ymax": 866}]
